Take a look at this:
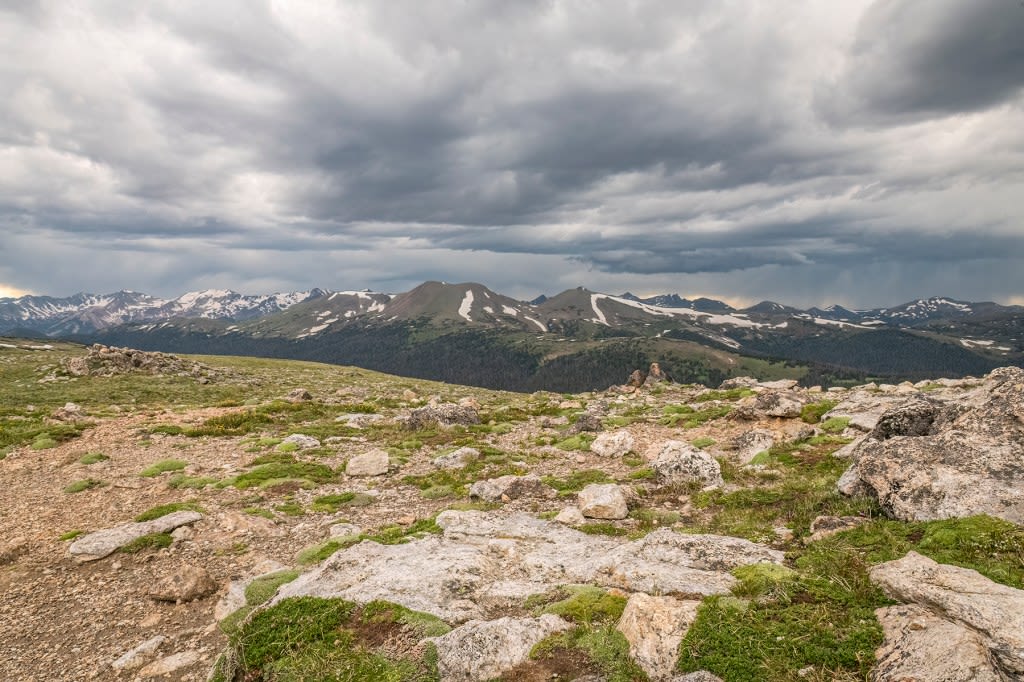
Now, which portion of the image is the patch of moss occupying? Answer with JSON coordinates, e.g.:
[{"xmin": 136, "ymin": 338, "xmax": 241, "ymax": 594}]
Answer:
[
  {"xmin": 531, "ymin": 625, "xmax": 648, "ymax": 682},
  {"xmin": 139, "ymin": 459, "xmax": 188, "ymax": 477},
  {"xmin": 660, "ymin": 404, "xmax": 732, "ymax": 428},
  {"xmin": 690, "ymin": 437, "xmax": 716, "ymax": 449},
  {"xmin": 78, "ymin": 452, "xmax": 109, "ymax": 465},
  {"xmin": 361, "ymin": 600, "xmax": 451, "ymax": 638},
  {"xmin": 120, "ymin": 532, "xmax": 173, "ymax": 553},
  {"xmin": 134, "ymin": 502, "xmax": 202, "ymax": 521},
  {"xmin": 540, "ymin": 586, "xmax": 627, "ymax": 625},
  {"xmin": 311, "ymin": 492, "xmax": 375, "ymax": 512},
  {"xmin": 274, "ymin": 502, "xmax": 305, "ymax": 516},
  {"xmin": 818, "ymin": 417, "xmax": 850, "ymax": 434},
  {"xmin": 694, "ymin": 388, "xmax": 755, "ymax": 402},
  {"xmin": 800, "ymin": 399, "xmax": 838, "ymax": 424},
  {"xmin": 555, "ymin": 434, "xmax": 595, "ymax": 451},
  {"xmin": 244, "ymin": 570, "xmax": 301, "ymax": 607},
  {"xmin": 167, "ymin": 474, "xmax": 219, "ymax": 489},
  {"xmin": 229, "ymin": 457, "xmax": 336, "ymax": 490},
  {"xmin": 542, "ymin": 469, "xmax": 612, "ymax": 494},
  {"xmin": 30, "ymin": 436, "xmax": 59, "ymax": 450},
  {"xmin": 243, "ymin": 507, "xmax": 275, "ymax": 520},
  {"xmin": 296, "ymin": 539, "xmax": 349, "ymax": 565},
  {"xmin": 63, "ymin": 478, "xmax": 103, "ymax": 494},
  {"xmin": 59, "ymin": 530, "xmax": 84, "ymax": 541}
]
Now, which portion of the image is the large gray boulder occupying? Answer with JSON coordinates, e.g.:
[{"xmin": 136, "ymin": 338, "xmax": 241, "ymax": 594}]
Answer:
[
  {"xmin": 838, "ymin": 367, "xmax": 1024, "ymax": 522},
  {"xmin": 870, "ymin": 551, "xmax": 1024, "ymax": 678},
  {"xmin": 68, "ymin": 511, "xmax": 203, "ymax": 562},
  {"xmin": 272, "ymin": 511, "xmax": 782, "ymax": 624},
  {"xmin": 407, "ymin": 403, "xmax": 479, "ymax": 429},
  {"xmin": 617, "ymin": 593, "xmax": 700, "ymax": 680},
  {"xmin": 652, "ymin": 441, "xmax": 723, "ymax": 488},
  {"xmin": 431, "ymin": 614, "xmax": 571, "ymax": 681}
]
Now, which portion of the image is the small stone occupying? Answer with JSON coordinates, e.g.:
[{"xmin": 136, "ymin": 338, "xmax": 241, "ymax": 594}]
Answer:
[
  {"xmin": 281, "ymin": 433, "xmax": 320, "ymax": 449},
  {"xmin": 469, "ymin": 475, "xmax": 555, "ymax": 502},
  {"xmin": 111, "ymin": 636, "xmax": 165, "ymax": 671},
  {"xmin": 137, "ymin": 651, "xmax": 201, "ymax": 678},
  {"xmin": 554, "ymin": 506, "xmax": 586, "ymax": 525},
  {"xmin": 345, "ymin": 449, "xmax": 390, "ymax": 476},
  {"xmin": 433, "ymin": 446, "xmax": 480, "ymax": 470},
  {"xmin": 147, "ymin": 564, "xmax": 216, "ymax": 603},
  {"xmin": 578, "ymin": 484, "xmax": 629, "ymax": 520},
  {"xmin": 286, "ymin": 388, "xmax": 312, "ymax": 402},
  {"xmin": 0, "ymin": 536, "xmax": 28, "ymax": 565},
  {"xmin": 590, "ymin": 430, "xmax": 635, "ymax": 458},
  {"xmin": 329, "ymin": 523, "xmax": 362, "ymax": 538}
]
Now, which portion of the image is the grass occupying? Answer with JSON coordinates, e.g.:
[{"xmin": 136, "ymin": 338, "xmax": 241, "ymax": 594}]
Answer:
[
  {"xmin": 311, "ymin": 492, "xmax": 375, "ymax": 512},
  {"xmin": 691, "ymin": 437, "xmax": 716, "ymax": 449},
  {"xmin": 818, "ymin": 417, "xmax": 850, "ymax": 434},
  {"xmin": 63, "ymin": 478, "xmax": 103, "ymax": 494},
  {"xmin": 227, "ymin": 456, "xmax": 336, "ymax": 490},
  {"xmin": 660, "ymin": 404, "xmax": 733, "ymax": 428},
  {"xmin": 694, "ymin": 388, "xmax": 755, "ymax": 402},
  {"xmin": 244, "ymin": 570, "xmax": 301, "ymax": 607},
  {"xmin": 541, "ymin": 469, "xmax": 613, "ymax": 494},
  {"xmin": 59, "ymin": 530, "xmax": 85, "ymax": 541},
  {"xmin": 134, "ymin": 502, "xmax": 203, "ymax": 521},
  {"xmin": 78, "ymin": 452, "xmax": 109, "ymax": 464},
  {"xmin": 167, "ymin": 473, "xmax": 220, "ymax": 489},
  {"xmin": 800, "ymin": 399, "xmax": 839, "ymax": 424},
  {"xmin": 539, "ymin": 585, "xmax": 627, "ymax": 625},
  {"xmin": 120, "ymin": 532, "xmax": 173, "ymax": 553},
  {"xmin": 218, "ymin": 597, "xmax": 442, "ymax": 682},
  {"xmin": 139, "ymin": 459, "xmax": 188, "ymax": 477},
  {"xmin": 555, "ymin": 434, "xmax": 595, "ymax": 451}
]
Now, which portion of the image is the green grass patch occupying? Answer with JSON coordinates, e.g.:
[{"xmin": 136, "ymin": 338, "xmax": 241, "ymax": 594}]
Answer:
[
  {"xmin": 228, "ymin": 457, "xmax": 336, "ymax": 490},
  {"xmin": 310, "ymin": 492, "xmax": 376, "ymax": 512},
  {"xmin": 274, "ymin": 502, "xmax": 305, "ymax": 516},
  {"xmin": 531, "ymin": 625, "xmax": 648, "ymax": 682},
  {"xmin": 59, "ymin": 530, "xmax": 84, "ymax": 541},
  {"xmin": 139, "ymin": 459, "xmax": 187, "ymax": 477},
  {"xmin": 800, "ymin": 399, "xmax": 838, "ymax": 424},
  {"xmin": 576, "ymin": 522, "xmax": 630, "ymax": 537},
  {"xmin": 554, "ymin": 434, "xmax": 595, "ymax": 451},
  {"xmin": 78, "ymin": 452, "xmax": 109, "ymax": 464},
  {"xmin": 223, "ymin": 597, "xmax": 441, "ymax": 682},
  {"xmin": 63, "ymin": 478, "xmax": 103, "ymax": 494},
  {"xmin": 691, "ymin": 437, "xmax": 716, "ymax": 449},
  {"xmin": 120, "ymin": 532, "xmax": 173, "ymax": 553},
  {"xmin": 660, "ymin": 404, "xmax": 733, "ymax": 428},
  {"xmin": 818, "ymin": 417, "xmax": 850, "ymax": 434},
  {"xmin": 244, "ymin": 570, "xmax": 301, "ymax": 607},
  {"xmin": 361, "ymin": 600, "xmax": 451, "ymax": 638},
  {"xmin": 30, "ymin": 436, "xmax": 59, "ymax": 450},
  {"xmin": 694, "ymin": 388, "xmax": 755, "ymax": 402},
  {"xmin": 148, "ymin": 424, "xmax": 185, "ymax": 436},
  {"xmin": 296, "ymin": 539, "xmax": 349, "ymax": 565},
  {"xmin": 134, "ymin": 501, "xmax": 203, "ymax": 522},
  {"xmin": 167, "ymin": 473, "xmax": 219, "ymax": 489},
  {"xmin": 243, "ymin": 507, "xmax": 276, "ymax": 520},
  {"xmin": 540, "ymin": 586, "xmax": 627, "ymax": 625},
  {"xmin": 542, "ymin": 469, "xmax": 612, "ymax": 494}
]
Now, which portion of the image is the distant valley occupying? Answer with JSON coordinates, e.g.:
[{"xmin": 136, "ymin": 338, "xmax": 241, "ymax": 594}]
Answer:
[{"xmin": 2, "ymin": 283, "xmax": 1021, "ymax": 391}]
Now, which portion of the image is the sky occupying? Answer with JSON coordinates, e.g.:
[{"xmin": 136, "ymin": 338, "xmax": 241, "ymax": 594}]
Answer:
[{"xmin": 2, "ymin": 0, "xmax": 1023, "ymax": 308}]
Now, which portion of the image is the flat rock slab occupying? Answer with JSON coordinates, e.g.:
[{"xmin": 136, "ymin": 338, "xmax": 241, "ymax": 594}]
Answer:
[
  {"xmin": 274, "ymin": 510, "xmax": 782, "ymax": 623},
  {"xmin": 871, "ymin": 551, "xmax": 1024, "ymax": 677},
  {"xmin": 432, "ymin": 614, "xmax": 571, "ymax": 682},
  {"xmin": 68, "ymin": 511, "xmax": 203, "ymax": 562}
]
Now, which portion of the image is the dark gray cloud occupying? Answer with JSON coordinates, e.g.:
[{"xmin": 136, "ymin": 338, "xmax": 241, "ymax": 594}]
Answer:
[{"xmin": 0, "ymin": 0, "xmax": 1022, "ymax": 307}]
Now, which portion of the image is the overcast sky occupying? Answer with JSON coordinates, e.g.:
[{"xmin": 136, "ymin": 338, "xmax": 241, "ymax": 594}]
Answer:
[{"xmin": 2, "ymin": 0, "xmax": 1023, "ymax": 307}]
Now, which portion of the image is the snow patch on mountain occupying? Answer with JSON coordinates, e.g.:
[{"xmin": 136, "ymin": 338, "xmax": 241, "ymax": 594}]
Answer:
[{"xmin": 458, "ymin": 291, "xmax": 474, "ymax": 322}]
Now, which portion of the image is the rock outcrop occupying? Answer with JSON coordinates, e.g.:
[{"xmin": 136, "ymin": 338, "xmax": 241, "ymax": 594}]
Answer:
[
  {"xmin": 431, "ymin": 614, "xmax": 571, "ymax": 681},
  {"xmin": 272, "ymin": 511, "xmax": 783, "ymax": 623},
  {"xmin": 870, "ymin": 551, "xmax": 1024, "ymax": 679},
  {"xmin": 838, "ymin": 367, "xmax": 1024, "ymax": 522},
  {"xmin": 68, "ymin": 511, "xmax": 203, "ymax": 562}
]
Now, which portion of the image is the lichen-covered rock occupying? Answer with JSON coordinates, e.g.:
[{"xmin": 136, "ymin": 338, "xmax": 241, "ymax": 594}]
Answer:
[
  {"xmin": 590, "ymin": 430, "xmax": 635, "ymax": 458},
  {"xmin": 407, "ymin": 403, "xmax": 480, "ymax": 429},
  {"xmin": 838, "ymin": 367, "xmax": 1024, "ymax": 522},
  {"xmin": 578, "ymin": 483, "xmax": 629, "ymax": 520},
  {"xmin": 754, "ymin": 390, "xmax": 806, "ymax": 418},
  {"xmin": 873, "ymin": 604, "xmax": 1003, "ymax": 682},
  {"xmin": 281, "ymin": 433, "xmax": 320, "ymax": 449},
  {"xmin": 469, "ymin": 474, "xmax": 555, "ymax": 502},
  {"xmin": 272, "ymin": 511, "xmax": 782, "ymax": 623},
  {"xmin": 111, "ymin": 636, "xmax": 166, "ymax": 671},
  {"xmin": 617, "ymin": 593, "xmax": 699, "ymax": 680},
  {"xmin": 432, "ymin": 615, "xmax": 571, "ymax": 681},
  {"xmin": 870, "ymin": 551, "xmax": 1024, "ymax": 677},
  {"xmin": 652, "ymin": 441, "xmax": 723, "ymax": 488},
  {"xmin": 68, "ymin": 511, "xmax": 203, "ymax": 562},
  {"xmin": 432, "ymin": 446, "xmax": 480, "ymax": 470},
  {"xmin": 732, "ymin": 429, "xmax": 774, "ymax": 463}
]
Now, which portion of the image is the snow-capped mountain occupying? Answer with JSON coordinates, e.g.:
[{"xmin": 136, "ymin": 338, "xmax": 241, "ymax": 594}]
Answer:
[{"xmin": 0, "ymin": 288, "xmax": 330, "ymax": 336}]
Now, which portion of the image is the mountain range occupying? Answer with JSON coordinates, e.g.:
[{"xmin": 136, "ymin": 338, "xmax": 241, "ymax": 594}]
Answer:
[{"xmin": 2, "ymin": 283, "xmax": 1021, "ymax": 391}]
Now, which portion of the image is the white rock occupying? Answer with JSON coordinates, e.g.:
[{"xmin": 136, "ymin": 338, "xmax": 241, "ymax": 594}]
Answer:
[
  {"xmin": 281, "ymin": 433, "xmax": 320, "ymax": 449},
  {"xmin": 554, "ymin": 506, "xmax": 586, "ymax": 525},
  {"xmin": 329, "ymin": 523, "xmax": 362, "ymax": 538},
  {"xmin": 871, "ymin": 551, "xmax": 1024, "ymax": 676},
  {"xmin": 732, "ymin": 429, "xmax": 774, "ymax": 463},
  {"xmin": 432, "ymin": 614, "xmax": 571, "ymax": 681},
  {"xmin": 68, "ymin": 511, "xmax": 203, "ymax": 562},
  {"xmin": 433, "ymin": 446, "xmax": 480, "ymax": 470},
  {"xmin": 617, "ymin": 593, "xmax": 699, "ymax": 680},
  {"xmin": 578, "ymin": 483, "xmax": 629, "ymax": 520},
  {"xmin": 137, "ymin": 650, "xmax": 201, "ymax": 678},
  {"xmin": 111, "ymin": 635, "xmax": 165, "ymax": 671},
  {"xmin": 590, "ymin": 430, "xmax": 635, "ymax": 458},
  {"xmin": 345, "ymin": 449, "xmax": 389, "ymax": 476}
]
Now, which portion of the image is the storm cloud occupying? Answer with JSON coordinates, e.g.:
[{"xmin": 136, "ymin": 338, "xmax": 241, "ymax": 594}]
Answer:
[{"xmin": 1, "ymin": 0, "xmax": 1022, "ymax": 307}]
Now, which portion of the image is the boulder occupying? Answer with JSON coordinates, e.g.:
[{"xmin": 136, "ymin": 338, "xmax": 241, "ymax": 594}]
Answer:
[
  {"xmin": 432, "ymin": 446, "xmax": 480, "ymax": 470},
  {"xmin": 51, "ymin": 402, "xmax": 85, "ymax": 422},
  {"xmin": 838, "ymin": 367, "xmax": 1024, "ymax": 522},
  {"xmin": 870, "ymin": 551, "xmax": 1024, "ymax": 676},
  {"xmin": 68, "ymin": 511, "xmax": 203, "ymax": 562},
  {"xmin": 281, "ymin": 433, "xmax": 321, "ymax": 449},
  {"xmin": 578, "ymin": 484, "xmax": 629, "ymax": 520},
  {"xmin": 652, "ymin": 441, "xmax": 723, "ymax": 488},
  {"xmin": 626, "ymin": 369, "xmax": 647, "ymax": 388},
  {"xmin": 554, "ymin": 506, "xmax": 586, "ymax": 525},
  {"xmin": 432, "ymin": 615, "xmax": 571, "ymax": 681},
  {"xmin": 617, "ymin": 593, "xmax": 699, "ymax": 680},
  {"xmin": 754, "ymin": 390, "xmax": 805, "ymax": 418},
  {"xmin": 286, "ymin": 388, "xmax": 312, "ymax": 402},
  {"xmin": 873, "ymin": 604, "xmax": 1003, "ymax": 681},
  {"xmin": 469, "ymin": 474, "xmax": 555, "ymax": 502},
  {"xmin": 407, "ymin": 403, "xmax": 479, "ymax": 429},
  {"xmin": 732, "ymin": 429, "xmax": 774, "ymax": 463},
  {"xmin": 590, "ymin": 430, "xmax": 635, "ymax": 458},
  {"xmin": 148, "ymin": 564, "xmax": 217, "ymax": 603},
  {"xmin": 570, "ymin": 412, "xmax": 603, "ymax": 433},
  {"xmin": 719, "ymin": 376, "xmax": 758, "ymax": 390},
  {"xmin": 345, "ymin": 449, "xmax": 389, "ymax": 477},
  {"xmin": 644, "ymin": 362, "xmax": 672, "ymax": 386},
  {"xmin": 273, "ymin": 511, "xmax": 783, "ymax": 624}
]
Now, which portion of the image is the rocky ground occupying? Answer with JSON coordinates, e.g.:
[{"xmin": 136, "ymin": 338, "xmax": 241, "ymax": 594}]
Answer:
[{"xmin": 1, "ymin": 341, "xmax": 1022, "ymax": 682}]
